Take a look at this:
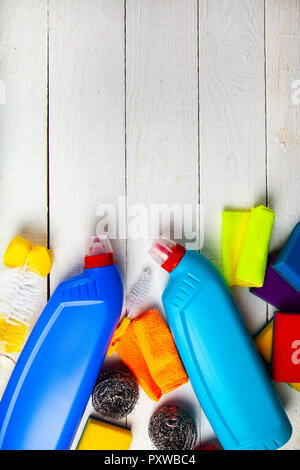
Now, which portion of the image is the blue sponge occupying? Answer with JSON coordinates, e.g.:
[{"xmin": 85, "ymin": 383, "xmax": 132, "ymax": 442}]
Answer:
[{"xmin": 274, "ymin": 222, "xmax": 300, "ymax": 292}]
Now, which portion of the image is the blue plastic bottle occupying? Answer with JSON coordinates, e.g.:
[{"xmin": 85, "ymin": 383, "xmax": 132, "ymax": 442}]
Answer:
[
  {"xmin": 0, "ymin": 237, "xmax": 123, "ymax": 450},
  {"xmin": 150, "ymin": 239, "xmax": 292, "ymax": 450}
]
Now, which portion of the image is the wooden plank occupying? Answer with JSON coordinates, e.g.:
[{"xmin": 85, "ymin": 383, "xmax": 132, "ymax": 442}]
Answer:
[
  {"xmin": 266, "ymin": 0, "xmax": 300, "ymax": 450},
  {"xmin": 49, "ymin": 0, "xmax": 126, "ymax": 284},
  {"xmin": 48, "ymin": 0, "xmax": 126, "ymax": 447},
  {"xmin": 0, "ymin": 0, "xmax": 48, "ymax": 284},
  {"xmin": 199, "ymin": 0, "xmax": 266, "ymax": 443},
  {"xmin": 125, "ymin": 0, "xmax": 201, "ymax": 450},
  {"xmin": 200, "ymin": 0, "xmax": 266, "ymax": 332}
]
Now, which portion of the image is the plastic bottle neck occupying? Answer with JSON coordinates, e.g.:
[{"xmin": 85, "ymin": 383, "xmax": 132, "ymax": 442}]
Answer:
[
  {"xmin": 84, "ymin": 253, "xmax": 116, "ymax": 269},
  {"xmin": 161, "ymin": 243, "xmax": 186, "ymax": 272}
]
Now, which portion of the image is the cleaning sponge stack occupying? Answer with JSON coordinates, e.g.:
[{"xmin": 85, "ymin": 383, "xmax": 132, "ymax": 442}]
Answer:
[
  {"xmin": 222, "ymin": 206, "xmax": 300, "ymax": 390},
  {"xmin": 255, "ymin": 316, "xmax": 300, "ymax": 391},
  {"xmin": 222, "ymin": 205, "xmax": 275, "ymax": 287},
  {"xmin": 251, "ymin": 225, "xmax": 300, "ymax": 388},
  {"xmin": 273, "ymin": 223, "xmax": 300, "ymax": 292}
]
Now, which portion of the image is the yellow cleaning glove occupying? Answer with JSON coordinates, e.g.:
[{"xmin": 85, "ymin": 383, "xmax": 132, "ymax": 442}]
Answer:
[{"xmin": 222, "ymin": 205, "xmax": 275, "ymax": 287}]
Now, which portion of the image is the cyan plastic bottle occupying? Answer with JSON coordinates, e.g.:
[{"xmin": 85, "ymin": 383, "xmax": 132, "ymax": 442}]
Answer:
[
  {"xmin": 150, "ymin": 239, "xmax": 292, "ymax": 450},
  {"xmin": 0, "ymin": 237, "xmax": 123, "ymax": 450}
]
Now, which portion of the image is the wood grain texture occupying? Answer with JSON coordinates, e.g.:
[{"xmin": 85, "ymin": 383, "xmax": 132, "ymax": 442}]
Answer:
[
  {"xmin": 0, "ymin": 0, "xmax": 299, "ymax": 451},
  {"xmin": 48, "ymin": 0, "xmax": 126, "ymax": 447},
  {"xmin": 48, "ymin": 0, "xmax": 126, "ymax": 283},
  {"xmin": 125, "ymin": 0, "xmax": 202, "ymax": 449},
  {"xmin": 0, "ymin": 0, "xmax": 48, "ymax": 328},
  {"xmin": 200, "ymin": 0, "xmax": 267, "ymax": 333},
  {"xmin": 0, "ymin": 0, "xmax": 48, "ymax": 281},
  {"xmin": 266, "ymin": 0, "xmax": 300, "ymax": 450},
  {"xmin": 199, "ymin": 0, "xmax": 268, "ymax": 444}
]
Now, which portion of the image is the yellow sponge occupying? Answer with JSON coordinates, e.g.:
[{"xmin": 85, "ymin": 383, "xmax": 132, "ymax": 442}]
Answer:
[
  {"xmin": 290, "ymin": 382, "xmax": 300, "ymax": 392},
  {"xmin": 254, "ymin": 319, "xmax": 274, "ymax": 363},
  {"xmin": 222, "ymin": 205, "xmax": 275, "ymax": 287},
  {"xmin": 222, "ymin": 211, "xmax": 251, "ymax": 286},
  {"xmin": 236, "ymin": 206, "xmax": 275, "ymax": 287},
  {"xmin": 254, "ymin": 319, "xmax": 300, "ymax": 392},
  {"xmin": 3, "ymin": 236, "xmax": 32, "ymax": 268},
  {"xmin": 27, "ymin": 246, "xmax": 53, "ymax": 277},
  {"xmin": 77, "ymin": 418, "xmax": 133, "ymax": 450}
]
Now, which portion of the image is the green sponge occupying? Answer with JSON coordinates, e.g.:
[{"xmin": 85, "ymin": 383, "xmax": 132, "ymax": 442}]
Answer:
[{"xmin": 222, "ymin": 205, "xmax": 275, "ymax": 287}]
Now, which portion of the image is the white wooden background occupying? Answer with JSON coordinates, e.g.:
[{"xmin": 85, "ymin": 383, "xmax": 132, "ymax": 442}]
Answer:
[{"xmin": 0, "ymin": 0, "xmax": 299, "ymax": 450}]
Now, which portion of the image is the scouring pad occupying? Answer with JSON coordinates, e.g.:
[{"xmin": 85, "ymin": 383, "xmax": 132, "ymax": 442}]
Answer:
[
  {"xmin": 148, "ymin": 405, "xmax": 197, "ymax": 450},
  {"xmin": 92, "ymin": 367, "xmax": 139, "ymax": 420}
]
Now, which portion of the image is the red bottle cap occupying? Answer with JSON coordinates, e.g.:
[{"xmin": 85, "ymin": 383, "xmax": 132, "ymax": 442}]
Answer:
[
  {"xmin": 84, "ymin": 236, "xmax": 116, "ymax": 269},
  {"xmin": 149, "ymin": 239, "xmax": 186, "ymax": 273}
]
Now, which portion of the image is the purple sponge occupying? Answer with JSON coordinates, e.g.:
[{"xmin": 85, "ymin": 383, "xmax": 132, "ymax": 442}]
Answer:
[{"xmin": 250, "ymin": 256, "xmax": 300, "ymax": 311}]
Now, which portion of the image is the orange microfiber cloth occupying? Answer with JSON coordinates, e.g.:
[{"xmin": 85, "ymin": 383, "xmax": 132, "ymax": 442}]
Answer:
[{"xmin": 116, "ymin": 309, "xmax": 188, "ymax": 402}]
